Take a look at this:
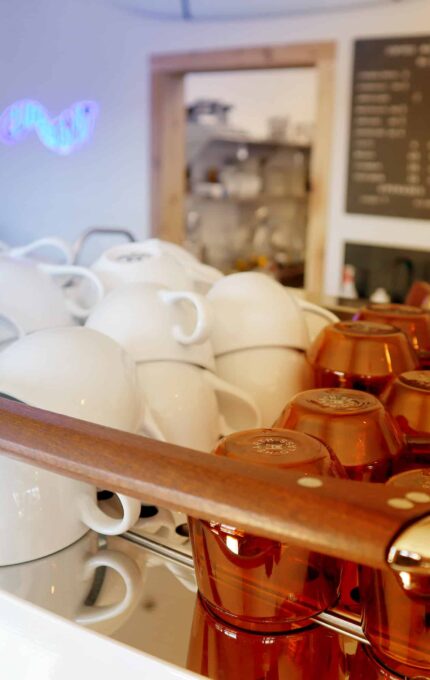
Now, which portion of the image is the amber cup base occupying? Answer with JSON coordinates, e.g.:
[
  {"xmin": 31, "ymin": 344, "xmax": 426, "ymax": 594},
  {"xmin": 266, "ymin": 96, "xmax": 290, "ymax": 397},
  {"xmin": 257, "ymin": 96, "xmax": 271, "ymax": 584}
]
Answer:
[{"xmin": 201, "ymin": 595, "xmax": 327, "ymax": 635}]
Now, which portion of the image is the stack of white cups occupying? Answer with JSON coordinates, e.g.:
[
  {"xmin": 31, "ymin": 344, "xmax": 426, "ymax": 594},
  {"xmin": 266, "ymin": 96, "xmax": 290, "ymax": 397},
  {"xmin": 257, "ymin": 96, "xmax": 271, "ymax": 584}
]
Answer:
[
  {"xmin": 85, "ymin": 241, "xmax": 261, "ymax": 453},
  {"xmin": 0, "ymin": 327, "xmax": 151, "ymax": 565},
  {"xmin": 86, "ymin": 282, "xmax": 261, "ymax": 453},
  {"xmin": 209, "ymin": 272, "xmax": 338, "ymax": 426}
]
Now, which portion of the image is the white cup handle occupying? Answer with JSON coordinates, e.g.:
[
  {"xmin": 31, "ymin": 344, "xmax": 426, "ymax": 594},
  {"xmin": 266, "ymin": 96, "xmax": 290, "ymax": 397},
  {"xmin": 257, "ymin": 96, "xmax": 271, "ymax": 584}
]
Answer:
[
  {"xmin": 75, "ymin": 550, "xmax": 143, "ymax": 626},
  {"xmin": 159, "ymin": 289, "xmax": 212, "ymax": 345},
  {"xmin": 79, "ymin": 492, "xmax": 141, "ymax": 536},
  {"xmin": 202, "ymin": 370, "xmax": 262, "ymax": 433},
  {"xmin": 298, "ymin": 300, "xmax": 339, "ymax": 325},
  {"xmin": 0, "ymin": 314, "xmax": 24, "ymax": 342},
  {"xmin": 10, "ymin": 237, "xmax": 73, "ymax": 264},
  {"xmin": 40, "ymin": 263, "xmax": 105, "ymax": 319}
]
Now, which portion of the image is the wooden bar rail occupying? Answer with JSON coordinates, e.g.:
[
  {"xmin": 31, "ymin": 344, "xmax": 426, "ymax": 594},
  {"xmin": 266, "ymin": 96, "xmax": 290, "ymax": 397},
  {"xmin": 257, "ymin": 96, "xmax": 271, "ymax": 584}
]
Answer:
[{"xmin": 0, "ymin": 396, "xmax": 429, "ymax": 571}]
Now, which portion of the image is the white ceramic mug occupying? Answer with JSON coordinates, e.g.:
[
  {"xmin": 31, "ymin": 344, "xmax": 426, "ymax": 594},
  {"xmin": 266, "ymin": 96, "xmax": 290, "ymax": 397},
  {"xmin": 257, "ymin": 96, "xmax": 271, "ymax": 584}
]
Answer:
[
  {"xmin": 0, "ymin": 531, "xmax": 143, "ymax": 629},
  {"xmin": 0, "ymin": 457, "xmax": 141, "ymax": 566},
  {"xmin": 0, "ymin": 256, "xmax": 104, "ymax": 337},
  {"xmin": 135, "ymin": 239, "xmax": 223, "ymax": 293},
  {"xmin": 86, "ymin": 282, "xmax": 215, "ymax": 369},
  {"xmin": 215, "ymin": 347, "xmax": 313, "ymax": 427},
  {"xmin": 207, "ymin": 271, "xmax": 312, "ymax": 354},
  {"xmin": 0, "ymin": 327, "xmax": 155, "ymax": 563},
  {"xmin": 137, "ymin": 361, "xmax": 261, "ymax": 452},
  {"xmin": 90, "ymin": 244, "xmax": 198, "ymax": 293},
  {"xmin": 0, "ymin": 327, "xmax": 149, "ymax": 433},
  {"xmin": 0, "ymin": 255, "xmax": 75, "ymax": 333}
]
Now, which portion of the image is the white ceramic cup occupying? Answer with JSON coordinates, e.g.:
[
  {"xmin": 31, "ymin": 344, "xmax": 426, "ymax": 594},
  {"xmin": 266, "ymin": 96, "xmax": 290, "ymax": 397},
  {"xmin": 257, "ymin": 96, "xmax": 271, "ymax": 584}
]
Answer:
[
  {"xmin": 0, "ymin": 455, "xmax": 142, "ymax": 566},
  {"xmin": 207, "ymin": 271, "xmax": 312, "ymax": 354},
  {"xmin": 137, "ymin": 361, "xmax": 261, "ymax": 452},
  {"xmin": 135, "ymin": 239, "xmax": 223, "ymax": 293},
  {"xmin": 0, "ymin": 327, "xmax": 149, "ymax": 432},
  {"xmin": 90, "ymin": 244, "xmax": 198, "ymax": 293},
  {"xmin": 0, "ymin": 327, "xmax": 155, "ymax": 564},
  {"xmin": 86, "ymin": 282, "xmax": 215, "ymax": 369},
  {"xmin": 0, "ymin": 531, "xmax": 143, "ymax": 629},
  {"xmin": 0, "ymin": 256, "xmax": 104, "ymax": 339},
  {"xmin": 215, "ymin": 347, "xmax": 313, "ymax": 427}
]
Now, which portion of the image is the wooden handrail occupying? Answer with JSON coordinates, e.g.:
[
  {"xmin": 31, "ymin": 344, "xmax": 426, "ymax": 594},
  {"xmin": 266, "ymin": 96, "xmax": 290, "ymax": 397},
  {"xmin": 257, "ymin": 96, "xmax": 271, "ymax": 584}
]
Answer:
[{"xmin": 0, "ymin": 396, "xmax": 428, "ymax": 570}]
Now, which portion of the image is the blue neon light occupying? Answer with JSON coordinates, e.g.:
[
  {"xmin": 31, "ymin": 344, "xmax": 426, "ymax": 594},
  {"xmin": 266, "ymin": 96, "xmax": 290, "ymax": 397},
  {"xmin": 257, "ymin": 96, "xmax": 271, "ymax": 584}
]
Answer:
[{"xmin": 0, "ymin": 100, "xmax": 99, "ymax": 155}]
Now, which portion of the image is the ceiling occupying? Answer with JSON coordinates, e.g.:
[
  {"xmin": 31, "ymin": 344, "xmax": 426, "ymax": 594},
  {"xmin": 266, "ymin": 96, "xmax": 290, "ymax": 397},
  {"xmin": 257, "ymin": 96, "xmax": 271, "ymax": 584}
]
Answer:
[{"xmin": 111, "ymin": 0, "xmax": 411, "ymax": 20}]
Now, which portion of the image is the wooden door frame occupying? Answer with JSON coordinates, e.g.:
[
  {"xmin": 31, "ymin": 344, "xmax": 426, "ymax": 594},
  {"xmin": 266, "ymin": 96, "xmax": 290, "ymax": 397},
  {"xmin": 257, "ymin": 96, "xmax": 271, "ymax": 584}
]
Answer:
[{"xmin": 150, "ymin": 41, "xmax": 336, "ymax": 294}]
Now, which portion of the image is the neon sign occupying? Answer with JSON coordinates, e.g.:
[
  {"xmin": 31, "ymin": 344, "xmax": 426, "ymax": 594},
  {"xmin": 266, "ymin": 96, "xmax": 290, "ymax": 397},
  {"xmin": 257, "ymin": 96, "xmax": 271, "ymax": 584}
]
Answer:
[{"xmin": 0, "ymin": 100, "xmax": 99, "ymax": 155}]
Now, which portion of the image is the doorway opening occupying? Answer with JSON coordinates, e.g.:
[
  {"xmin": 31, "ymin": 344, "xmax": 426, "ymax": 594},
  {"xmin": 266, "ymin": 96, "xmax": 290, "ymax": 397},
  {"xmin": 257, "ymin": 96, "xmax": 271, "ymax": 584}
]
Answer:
[
  {"xmin": 184, "ymin": 68, "xmax": 317, "ymax": 287},
  {"xmin": 150, "ymin": 42, "xmax": 335, "ymax": 294}
]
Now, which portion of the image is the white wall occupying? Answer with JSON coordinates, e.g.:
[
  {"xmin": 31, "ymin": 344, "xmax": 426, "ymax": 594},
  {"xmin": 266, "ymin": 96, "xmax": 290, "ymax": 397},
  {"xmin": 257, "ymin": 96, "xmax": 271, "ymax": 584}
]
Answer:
[
  {"xmin": 0, "ymin": 0, "xmax": 429, "ymax": 292},
  {"xmin": 0, "ymin": 0, "xmax": 156, "ymax": 246}
]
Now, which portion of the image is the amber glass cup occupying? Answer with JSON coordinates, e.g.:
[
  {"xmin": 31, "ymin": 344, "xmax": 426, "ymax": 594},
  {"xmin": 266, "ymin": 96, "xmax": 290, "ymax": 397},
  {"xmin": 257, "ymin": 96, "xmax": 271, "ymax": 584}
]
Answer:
[
  {"xmin": 360, "ymin": 469, "xmax": 430, "ymax": 675},
  {"xmin": 382, "ymin": 371, "xmax": 430, "ymax": 471},
  {"xmin": 274, "ymin": 387, "xmax": 404, "ymax": 483},
  {"xmin": 307, "ymin": 321, "xmax": 419, "ymax": 396},
  {"xmin": 355, "ymin": 304, "xmax": 430, "ymax": 369},
  {"xmin": 187, "ymin": 594, "xmax": 348, "ymax": 680},
  {"xmin": 350, "ymin": 644, "xmax": 430, "ymax": 680},
  {"xmin": 188, "ymin": 428, "xmax": 344, "ymax": 633}
]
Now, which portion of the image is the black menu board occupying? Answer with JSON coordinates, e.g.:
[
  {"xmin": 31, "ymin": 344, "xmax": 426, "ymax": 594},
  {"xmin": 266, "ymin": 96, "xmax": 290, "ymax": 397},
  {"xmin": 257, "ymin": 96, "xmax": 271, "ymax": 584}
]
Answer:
[{"xmin": 346, "ymin": 36, "xmax": 430, "ymax": 220}]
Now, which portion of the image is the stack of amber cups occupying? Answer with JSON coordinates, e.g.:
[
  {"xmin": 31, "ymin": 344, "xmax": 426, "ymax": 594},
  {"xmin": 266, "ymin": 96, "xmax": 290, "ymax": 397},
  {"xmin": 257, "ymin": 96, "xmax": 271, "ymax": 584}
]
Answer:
[
  {"xmin": 274, "ymin": 387, "xmax": 405, "ymax": 614},
  {"xmin": 187, "ymin": 428, "xmax": 348, "ymax": 679}
]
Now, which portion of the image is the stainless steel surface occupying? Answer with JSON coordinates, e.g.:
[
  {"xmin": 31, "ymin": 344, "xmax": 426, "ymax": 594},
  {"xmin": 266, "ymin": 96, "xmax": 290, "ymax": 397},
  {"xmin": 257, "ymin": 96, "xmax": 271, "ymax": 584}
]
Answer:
[{"xmin": 123, "ymin": 530, "xmax": 194, "ymax": 568}]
